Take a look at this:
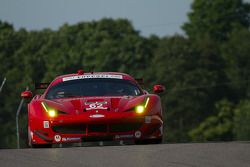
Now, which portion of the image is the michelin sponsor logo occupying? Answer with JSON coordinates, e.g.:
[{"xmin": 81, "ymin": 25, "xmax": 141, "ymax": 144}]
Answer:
[
  {"xmin": 135, "ymin": 131, "xmax": 142, "ymax": 138},
  {"xmin": 62, "ymin": 137, "xmax": 81, "ymax": 142},
  {"xmin": 54, "ymin": 135, "xmax": 61, "ymax": 142}
]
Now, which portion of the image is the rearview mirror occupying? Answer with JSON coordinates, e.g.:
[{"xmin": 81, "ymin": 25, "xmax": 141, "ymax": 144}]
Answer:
[
  {"xmin": 153, "ymin": 85, "xmax": 165, "ymax": 94},
  {"xmin": 21, "ymin": 91, "xmax": 33, "ymax": 99}
]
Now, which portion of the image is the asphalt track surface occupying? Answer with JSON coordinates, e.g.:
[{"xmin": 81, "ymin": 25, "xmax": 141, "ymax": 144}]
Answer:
[{"xmin": 0, "ymin": 142, "xmax": 249, "ymax": 167}]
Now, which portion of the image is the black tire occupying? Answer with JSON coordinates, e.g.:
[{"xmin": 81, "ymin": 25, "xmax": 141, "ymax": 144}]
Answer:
[
  {"xmin": 31, "ymin": 144, "xmax": 52, "ymax": 148},
  {"xmin": 135, "ymin": 138, "xmax": 162, "ymax": 145},
  {"xmin": 28, "ymin": 126, "xmax": 32, "ymax": 147}
]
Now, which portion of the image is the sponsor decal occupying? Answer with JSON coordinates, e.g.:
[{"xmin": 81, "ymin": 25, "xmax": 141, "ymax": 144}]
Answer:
[
  {"xmin": 63, "ymin": 74, "xmax": 123, "ymax": 82},
  {"xmin": 89, "ymin": 114, "xmax": 105, "ymax": 118},
  {"xmin": 115, "ymin": 134, "xmax": 134, "ymax": 139},
  {"xmin": 135, "ymin": 131, "xmax": 142, "ymax": 138},
  {"xmin": 62, "ymin": 137, "xmax": 81, "ymax": 142},
  {"xmin": 85, "ymin": 101, "xmax": 107, "ymax": 105},
  {"xmin": 43, "ymin": 121, "xmax": 49, "ymax": 128},
  {"xmin": 54, "ymin": 135, "xmax": 61, "ymax": 142}
]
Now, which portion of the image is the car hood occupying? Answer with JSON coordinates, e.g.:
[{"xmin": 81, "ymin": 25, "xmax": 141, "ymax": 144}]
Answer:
[{"xmin": 42, "ymin": 96, "xmax": 146, "ymax": 115}]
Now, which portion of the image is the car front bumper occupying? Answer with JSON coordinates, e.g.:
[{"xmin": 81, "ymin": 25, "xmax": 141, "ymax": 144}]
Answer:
[{"xmin": 30, "ymin": 114, "xmax": 163, "ymax": 145}]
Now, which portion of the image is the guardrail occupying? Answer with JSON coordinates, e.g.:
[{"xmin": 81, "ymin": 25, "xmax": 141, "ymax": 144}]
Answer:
[
  {"xmin": 0, "ymin": 77, "xmax": 6, "ymax": 93},
  {"xmin": 16, "ymin": 86, "xmax": 29, "ymax": 149}
]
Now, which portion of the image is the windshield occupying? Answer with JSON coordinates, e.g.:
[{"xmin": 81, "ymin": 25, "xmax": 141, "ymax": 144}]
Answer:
[{"xmin": 45, "ymin": 78, "xmax": 143, "ymax": 99}]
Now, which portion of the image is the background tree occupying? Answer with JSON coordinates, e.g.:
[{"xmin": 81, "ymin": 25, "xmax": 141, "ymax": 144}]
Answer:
[
  {"xmin": 181, "ymin": 0, "xmax": 250, "ymax": 142},
  {"xmin": 222, "ymin": 27, "xmax": 250, "ymax": 100},
  {"xmin": 234, "ymin": 100, "xmax": 250, "ymax": 140},
  {"xmin": 189, "ymin": 99, "xmax": 234, "ymax": 141},
  {"xmin": 182, "ymin": 0, "xmax": 250, "ymax": 41}
]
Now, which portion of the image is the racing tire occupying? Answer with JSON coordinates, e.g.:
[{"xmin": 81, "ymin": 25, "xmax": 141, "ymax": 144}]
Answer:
[
  {"xmin": 135, "ymin": 138, "xmax": 162, "ymax": 145},
  {"xmin": 31, "ymin": 144, "xmax": 52, "ymax": 148},
  {"xmin": 28, "ymin": 126, "xmax": 52, "ymax": 148},
  {"xmin": 28, "ymin": 126, "xmax": 32, "ymax": 147}
]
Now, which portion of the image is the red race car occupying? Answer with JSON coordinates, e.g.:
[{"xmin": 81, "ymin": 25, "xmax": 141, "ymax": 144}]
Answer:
[{"xmin": 21, "ymin": 71, "xmax": 165, "ymax": 148}]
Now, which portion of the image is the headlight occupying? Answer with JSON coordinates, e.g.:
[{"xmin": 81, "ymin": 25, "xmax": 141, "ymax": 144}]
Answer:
[
  {"xmin": 41, "ymin": 102, "xmax": 58, "ymax": 118},
  {"xmin": 135, "ymin": 97, "xmax": 150, "ymax": 114},
  {"xmin": 135, "ymin": 105, "xmax": 145, "ymax": 114},
  {"xmin": 48, "ymin": 109, "xmax": 57, "ymax": 117}
]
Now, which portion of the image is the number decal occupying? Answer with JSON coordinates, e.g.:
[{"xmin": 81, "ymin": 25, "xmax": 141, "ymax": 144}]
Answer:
[
  {"xmin": 89, "ymin": 103, "xmax": 103, "ymax": 109},
  {"xmin": 85, "ymin": 102, "xmax": 108, "ymax": 110}
]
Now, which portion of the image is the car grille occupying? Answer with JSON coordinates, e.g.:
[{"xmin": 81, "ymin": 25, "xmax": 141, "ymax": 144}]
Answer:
[
  {"xmin": 109, "ymin": 122, "xmax": 142, "ymax": 132},
  {"xmin": 52, "ymin": 124, "xmax": 86, "ymax": 134},
  {"xmin": 82, "ymin": 135, "xmax": 113, "ymax": 142},
  {"xmin": 52, "ymin": 122, "xmax": 143, "ymax": 134},
  {"xmin": 88, "ymin": 124, "xmax": 107, "ymax": 133}
]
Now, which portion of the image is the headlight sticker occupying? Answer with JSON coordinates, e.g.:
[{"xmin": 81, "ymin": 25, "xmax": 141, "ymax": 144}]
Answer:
[{"xmin": 145, "ymin": 97, "xmax": 150, "ymax": 108}]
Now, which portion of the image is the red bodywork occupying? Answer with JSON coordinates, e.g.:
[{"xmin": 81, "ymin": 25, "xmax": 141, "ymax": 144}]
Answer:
[{"xmin": 26, "ymin": 72, "xmax": 164, "ymax": 146}]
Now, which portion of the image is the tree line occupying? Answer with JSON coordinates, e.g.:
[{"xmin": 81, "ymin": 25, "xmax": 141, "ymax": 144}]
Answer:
[{"xmin": 0, "ymin": 0, "xmax": 250, "ymax": 148}]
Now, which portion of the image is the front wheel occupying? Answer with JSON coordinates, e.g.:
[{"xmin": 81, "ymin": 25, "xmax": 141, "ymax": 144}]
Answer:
[
  {"xmin": 28, "ymin": 126, "xmax": 52, "ymax": 148},
  {"xmin": 28, "ymin": 126, "xmax": 32, "ymax": 147},
  {"xmin": 31, "ymin": 144, "xmax": 52, "ymax": 148},
  {"xmin": 135, "ymin": 138, "xmax": 162, "ymax": 145}
]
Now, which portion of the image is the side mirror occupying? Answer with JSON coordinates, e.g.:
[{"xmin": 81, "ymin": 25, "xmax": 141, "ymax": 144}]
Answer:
[
  {"xmin": 153, "ymin": 85, "xmax": 165, "ymax": 94},
  {"xmin": 21, "ymin": 91, "xmax": 33, "ymax": 99}
]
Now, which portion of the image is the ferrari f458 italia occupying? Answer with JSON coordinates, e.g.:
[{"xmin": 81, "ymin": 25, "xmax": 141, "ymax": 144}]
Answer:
[{"xmin": 21, "ymin": 71, "xmax": 165, "ymax": 147}]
